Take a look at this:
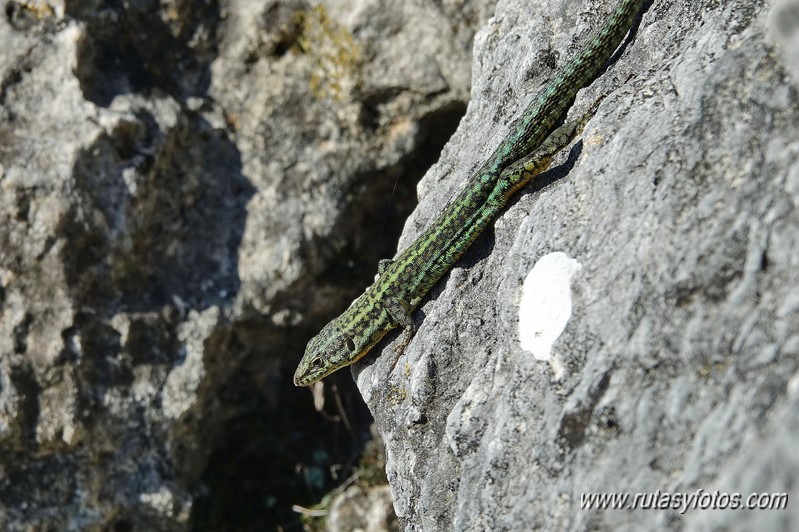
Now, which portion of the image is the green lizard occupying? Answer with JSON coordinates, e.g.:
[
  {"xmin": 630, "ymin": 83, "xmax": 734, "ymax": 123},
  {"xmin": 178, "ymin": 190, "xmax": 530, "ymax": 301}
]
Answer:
[{"xmin": 294, "ymin": 0, "xmax": 645, "ymax": 386}]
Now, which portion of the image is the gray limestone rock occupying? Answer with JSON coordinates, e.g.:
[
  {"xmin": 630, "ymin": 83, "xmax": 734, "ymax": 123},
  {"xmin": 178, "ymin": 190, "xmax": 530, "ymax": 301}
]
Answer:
[
  {"xmin": 327, "ymin": 484, "xmax": 398, "ymax": 532},
  {"xmin": 0, "ymin": 0, "xmax": 478, "ymax": 528},
  {"xmin": 2, "ymin": 0, "xmax": 798, "ymax": 530},
  {"xmin": 353, "ymin": 0, "xmax": 799, "ymax": 530}
]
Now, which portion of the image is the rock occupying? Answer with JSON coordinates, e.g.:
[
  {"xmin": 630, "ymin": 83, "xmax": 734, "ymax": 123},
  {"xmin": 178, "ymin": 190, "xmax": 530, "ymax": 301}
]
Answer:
[
  {"xmin": 353, "ymin": 0, "xmax": 799, "ymax": 530},
  {"xmin": 2, "ymin": 0, "xmax": 797, "ymax": 529},
  {"xmin": 328, "ymin": 484, "xmax": 398, "ymax": 532},
  {"xmin": 0, "ymin": 0, "xmax": 478, "ymax": 528}
]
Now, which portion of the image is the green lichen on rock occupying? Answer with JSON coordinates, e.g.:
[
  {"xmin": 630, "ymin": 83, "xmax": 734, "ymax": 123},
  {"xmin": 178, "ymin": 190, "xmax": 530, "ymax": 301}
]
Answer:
[{"xmin": 296, "ymin": 4, "xmax": 362, "ymax": 101}]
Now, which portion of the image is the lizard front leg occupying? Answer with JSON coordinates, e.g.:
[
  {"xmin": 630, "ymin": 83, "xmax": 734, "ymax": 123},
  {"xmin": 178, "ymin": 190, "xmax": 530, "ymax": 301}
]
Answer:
[{"xmin": 385, "ymin": 297, "xmax": 414, "ymax": 370}]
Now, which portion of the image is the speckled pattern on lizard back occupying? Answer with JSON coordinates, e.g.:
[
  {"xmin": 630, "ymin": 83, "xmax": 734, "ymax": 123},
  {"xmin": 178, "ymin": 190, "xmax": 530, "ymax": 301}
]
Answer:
[{"xmin": 294, "ymin": 0, "xmax": 645, "ymax": 386}]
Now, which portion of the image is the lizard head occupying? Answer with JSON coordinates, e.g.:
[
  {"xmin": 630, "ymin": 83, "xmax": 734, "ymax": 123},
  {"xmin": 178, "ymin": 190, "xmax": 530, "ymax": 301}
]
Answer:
[{"xmin": 294, "ymin": 320, "xmax": 361, "ymax": 386}]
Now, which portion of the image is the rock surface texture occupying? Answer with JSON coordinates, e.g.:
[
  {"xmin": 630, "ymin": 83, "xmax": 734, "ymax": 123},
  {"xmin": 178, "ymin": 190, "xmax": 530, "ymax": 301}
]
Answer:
[
  {"xmin": 354, "ymin": 0, "xmax": 799, "ymax": 530},
  {"xmin": 0, "ymin": 0, "xmax": 482, "ymax": 529},
  {"xmin": 0, "ymin": 0, "xmax": 797, "ymax": 530}
]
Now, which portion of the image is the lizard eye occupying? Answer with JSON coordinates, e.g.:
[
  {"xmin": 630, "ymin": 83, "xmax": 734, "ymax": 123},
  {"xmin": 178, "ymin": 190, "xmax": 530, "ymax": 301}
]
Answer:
[
  {"xmin": 344, "ymin": 336, "xmax": 356, "ymax": 352},
  {"xmin": 310, "ymin": 358, "xmax": 322, "ymax": 368}
]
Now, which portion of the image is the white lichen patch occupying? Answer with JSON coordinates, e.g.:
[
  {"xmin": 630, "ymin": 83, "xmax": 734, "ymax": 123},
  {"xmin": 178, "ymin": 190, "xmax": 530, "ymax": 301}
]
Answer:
[{"xmin": 518, "ymin": 252, "xmax": 582, "ymax": 370}]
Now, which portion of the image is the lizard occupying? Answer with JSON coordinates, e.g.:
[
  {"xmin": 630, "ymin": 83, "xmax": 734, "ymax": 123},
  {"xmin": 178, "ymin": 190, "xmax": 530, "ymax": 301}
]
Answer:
[{"xmin": 294, "ymin": 0, "xmax": 645, "ymax": 386}]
